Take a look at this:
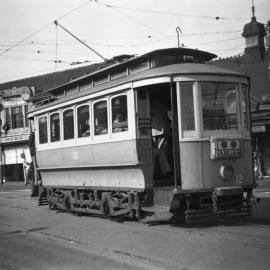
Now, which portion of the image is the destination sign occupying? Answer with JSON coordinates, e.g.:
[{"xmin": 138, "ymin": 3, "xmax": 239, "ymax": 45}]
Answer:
[
  {"xmin": 210, "ymin": 137, "xmax": 241, "ymax": 160},
  {"xmin": 215, "ymin": 149, "xmax": 241, "ymax": 158}
]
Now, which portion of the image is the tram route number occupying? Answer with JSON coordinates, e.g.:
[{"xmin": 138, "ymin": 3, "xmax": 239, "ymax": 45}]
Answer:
[{"xmin": 236, "ymin": 174, "xmax": 244, "ymax": 184}]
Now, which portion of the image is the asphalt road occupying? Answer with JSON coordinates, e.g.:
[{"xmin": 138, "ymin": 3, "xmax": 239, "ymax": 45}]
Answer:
[
  {"xmin": 0, "ymin": 226, "xmax": 147, "ymax": 270},
  {"xmin": 0, "ymin": 182, "xmax": 270, "ymax": 270}
]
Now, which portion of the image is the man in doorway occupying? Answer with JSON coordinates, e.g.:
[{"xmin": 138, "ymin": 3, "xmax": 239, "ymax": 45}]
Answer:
[{"xmin": 151, "ymin": 99, "xmax": 171, "ymax": 178}]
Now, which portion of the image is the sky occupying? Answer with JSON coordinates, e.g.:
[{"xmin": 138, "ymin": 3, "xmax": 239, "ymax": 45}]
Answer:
[{"xmin": 0, "ymin": 0, "xmax": 269, "ymax": 84}]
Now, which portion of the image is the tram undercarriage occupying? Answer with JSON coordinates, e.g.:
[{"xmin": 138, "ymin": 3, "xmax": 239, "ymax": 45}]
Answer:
[
  {"xmin": 39, "ymin": 187, "xmax": 144, "ymax": 220},
  {"xmin": 38, "ymin": 184, "xmax": 254, "ymax": 224}
]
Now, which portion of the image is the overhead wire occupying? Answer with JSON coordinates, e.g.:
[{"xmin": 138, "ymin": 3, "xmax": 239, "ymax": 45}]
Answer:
[
  {"xmin": 0, "ymin": 0, "xmax": 92, "ymax": 57},
  {"xmin": 96, "ymin": 0, "xmax": 169, "ymax": 38},
  {"xmin": 102, "ymin": 3, "xmax": 268, "ymax": 21}
]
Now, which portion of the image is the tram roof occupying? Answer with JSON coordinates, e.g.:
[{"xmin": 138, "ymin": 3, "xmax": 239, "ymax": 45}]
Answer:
[
  {"xmin": 40, "ymin": 48, "xmax": 216, "ymax": 93},
  {"xmin": 29, "ymin": 61, "xmax": 249, "ymax": 115}
]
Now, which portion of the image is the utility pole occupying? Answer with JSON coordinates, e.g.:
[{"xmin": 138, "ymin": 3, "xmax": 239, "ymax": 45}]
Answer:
[
  {"xmin": 54, "ymin": 20, "xmax": 107, "ymax": 62},
  {"xmin": 0, "ymin": 95, "xmax": 3, "ymax": 186},
  {"xmin": 266, "ymin": 21, "xmax": 270, "ymax": 82}
]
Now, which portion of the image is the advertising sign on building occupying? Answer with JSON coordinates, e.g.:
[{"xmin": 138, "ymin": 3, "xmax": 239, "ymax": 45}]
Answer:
[{"xmin": 252, "ymin": 125, "xmax": 266, "ymax": 133}]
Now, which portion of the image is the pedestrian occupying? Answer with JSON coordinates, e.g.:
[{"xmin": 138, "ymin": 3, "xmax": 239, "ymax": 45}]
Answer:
[{"xmin": 20, "ymin": 153, "xmax": 32, "ymax": 185}]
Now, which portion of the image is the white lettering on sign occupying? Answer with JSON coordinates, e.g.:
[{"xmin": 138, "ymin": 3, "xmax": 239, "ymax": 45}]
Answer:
[
  {"xmin": 210, "ymin": 137, "xmax": 241, "ymax": 160},
  {"xmin": 2, "ymin": 134, "xmax": 29, "ymax": 143},
  {"xmin": 252, "ymin": 125, "xmax": 266, "ymax": 133},
  {"xmin": 3, "ymin": 99, "xmax": 26, "ymax": 107},
  {"xmin": 0, "ymin": 87, "xmax": 32, "ymax": 98}
]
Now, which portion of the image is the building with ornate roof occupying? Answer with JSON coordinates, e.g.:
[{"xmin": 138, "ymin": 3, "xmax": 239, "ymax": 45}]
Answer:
[{"xmin": 211, "ymin": 5, "xmax": 270, "ymax": 176}]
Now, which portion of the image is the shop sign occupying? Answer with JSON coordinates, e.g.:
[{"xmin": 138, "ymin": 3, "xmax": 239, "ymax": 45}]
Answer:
[
  {"xmin": 0, "ymin": 86, "xmax": 33, "ymax": 100},
  {"xmin": 1, "ymin": 134, "xmax": 29, "ymax": 144},
  {"xmin": 3, "ymin": 98, "xmax": 26, "ymax": 107},
  {"xmin": 252, "ymin": 125, "xmax": 266, "ymax": 133}
]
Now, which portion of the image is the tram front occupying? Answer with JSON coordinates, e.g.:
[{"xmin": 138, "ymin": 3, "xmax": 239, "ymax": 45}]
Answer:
[{"xmin": 171, "ymin": 67, "xmax": 255, "ymax": 220}]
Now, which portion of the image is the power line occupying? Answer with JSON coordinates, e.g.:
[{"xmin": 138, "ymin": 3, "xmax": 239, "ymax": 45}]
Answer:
[
  {"xmin": 0, "ymin": 0, "xmax": 92, "ymax": 57},
  {"xmin": 0, "ymin": 54, "xmax": 69, "ymax": 64},
  {"xmin": 101, "ymin": 3, "xmax": 252, "ymax": 21},
  {"xmin": 97, "ymin": 1, "xmax": 168, "ymax": 38}
]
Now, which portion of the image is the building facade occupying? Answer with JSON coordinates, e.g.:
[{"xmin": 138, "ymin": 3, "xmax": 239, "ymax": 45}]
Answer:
[{"xmin": 0, "ymin": 86, "xmax": 34, "ymax": 182}]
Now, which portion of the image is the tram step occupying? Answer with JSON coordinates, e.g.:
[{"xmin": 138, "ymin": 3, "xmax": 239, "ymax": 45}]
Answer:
[
  {"xmin": 153, "ymin": 186, "xmax": 174, "ymax": 206},
  {"xmin": 38, "ymin": 197, "xmax": 48, "ymax": 206},
  {"xmin": 141, "ymin": 205, "xmax": 173, "ymax": 223}
]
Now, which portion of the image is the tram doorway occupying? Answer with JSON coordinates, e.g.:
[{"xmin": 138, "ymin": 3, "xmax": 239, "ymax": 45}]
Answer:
[{"xmin": 136, "ymin": 82, "xmax": 180, "ymax": 187}]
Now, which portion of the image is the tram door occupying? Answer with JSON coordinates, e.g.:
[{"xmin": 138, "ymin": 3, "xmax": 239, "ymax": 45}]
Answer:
[{"xmin": 135, "ymin": 83, "xmax": 180, "ymax": 188}]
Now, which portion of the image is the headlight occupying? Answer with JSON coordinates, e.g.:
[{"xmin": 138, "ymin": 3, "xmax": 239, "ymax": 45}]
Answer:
[{"xmin": 220, "ymin": 164, "xmax": 235, "ymax": 180}]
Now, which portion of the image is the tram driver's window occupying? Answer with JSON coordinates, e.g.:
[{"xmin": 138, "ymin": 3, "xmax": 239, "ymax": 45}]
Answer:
[
  {"xmin": 94, "ymin": 101, "xmax": 108, "ymax": 135},
  {"xmin": 180, "ymin": 83, "xmax": 195, "ymax": 131},
  {"xmin": 77, "ymin": 105, "xmax": 90, "ymax": 138},
  {"xmin": 201, "ymin": 83, "xmax": 238, "ymax": 131},
  {"xmin": 50, "ymin": 113, "xmax": 60, "ymax": 142},
  {"xmin": 63, "ymin": 109, "xmax": 74, "ymax": 140},
  {"xmin": 111, "ymin": 95, "xmax": 128, "ymax": 133},
  {"xmin": 38, "ymin": 116, "xmax": 48, "ymax": 144}
]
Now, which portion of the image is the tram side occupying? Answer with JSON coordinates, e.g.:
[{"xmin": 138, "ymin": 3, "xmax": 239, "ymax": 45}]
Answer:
[{"xmin": 33, "ymin": 89, "xmax": 153, "ymax": 218}]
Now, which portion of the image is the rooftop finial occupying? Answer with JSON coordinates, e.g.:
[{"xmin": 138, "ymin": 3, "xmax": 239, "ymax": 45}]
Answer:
[{"xmin": 251, "ymin": 0, "xmax": 256, "ymax": 21}]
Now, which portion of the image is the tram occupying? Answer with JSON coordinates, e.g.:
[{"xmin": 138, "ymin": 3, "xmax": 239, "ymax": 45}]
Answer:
[{"xmin": 28, "ymin": 47, "xmax": 255, "ymax": 223}]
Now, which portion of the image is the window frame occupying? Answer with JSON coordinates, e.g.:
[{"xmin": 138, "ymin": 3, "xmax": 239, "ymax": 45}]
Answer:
[
  {"xmin": 76, "ymin": 103, "xmax": 91, "ymax": 141},
  {"xmin": 199, "ymin": 81, "xmax": 242, "ymax": 138},
  {"xmin": 62, "ymin": 106, "xmax": 75, "ymax": 143},
  {"xmin": 49, "ymin": 111, "xmax": 61, "ymax": 144},
  {"xmin": 110, "ymin": 93, "xmax": 130, "ymax": 140},
  {"xmin": 92, "ymin": 98, "xmax": 110, "ymax": 143},
  {"xmin": 37, "ymin": 114, "xmax": 49, "ymax": 146},
  {"xmin": 178, "ymin": 82, "xmax": 198, "ymax": 139},
  {"xmin": 11, "ymin": 106, "xmax": 24, "ymax": 129}
]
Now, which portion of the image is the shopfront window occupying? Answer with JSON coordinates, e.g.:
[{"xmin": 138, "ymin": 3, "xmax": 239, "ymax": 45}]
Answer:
[
  {"xmin": 201, "ymin": 82, "xmax": 238, "ymax": 131},
  {"xmin": 38, "ymin": 116, "xmax": 48, "ymax": 144}
]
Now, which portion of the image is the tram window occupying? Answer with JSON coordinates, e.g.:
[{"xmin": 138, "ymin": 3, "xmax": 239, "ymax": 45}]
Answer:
[
  {"xmin": 242, "ymin": 85, "xmax": 249, "ymax": 130},
  {"xmin": 180, "ymin": 83, "xmax": 195, "ymax": 131},
  {"xmin": 63, "ymin": 109, "xmax": 74, "ymax": 140},
  {"xmin": 201, "ymin": 83, "xmax": 238, "ymax": 130},
  {"xmin": 38, "ymin": 116, "xmax": 48, "ymax": 144},
  {"xmin": 50, "ymin": 113, "xmax": 60, "ymax": 142},
  {"xmin": 94, "ymin": 101, "xmax": 108, "ymax": 135},
  {"xmin": 111, "ymin": 95, "xmax": 128, "ymax": 133},
  {"xmin": 77, "ymin": 105, "xmax": 90, "ymax": 138}
]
